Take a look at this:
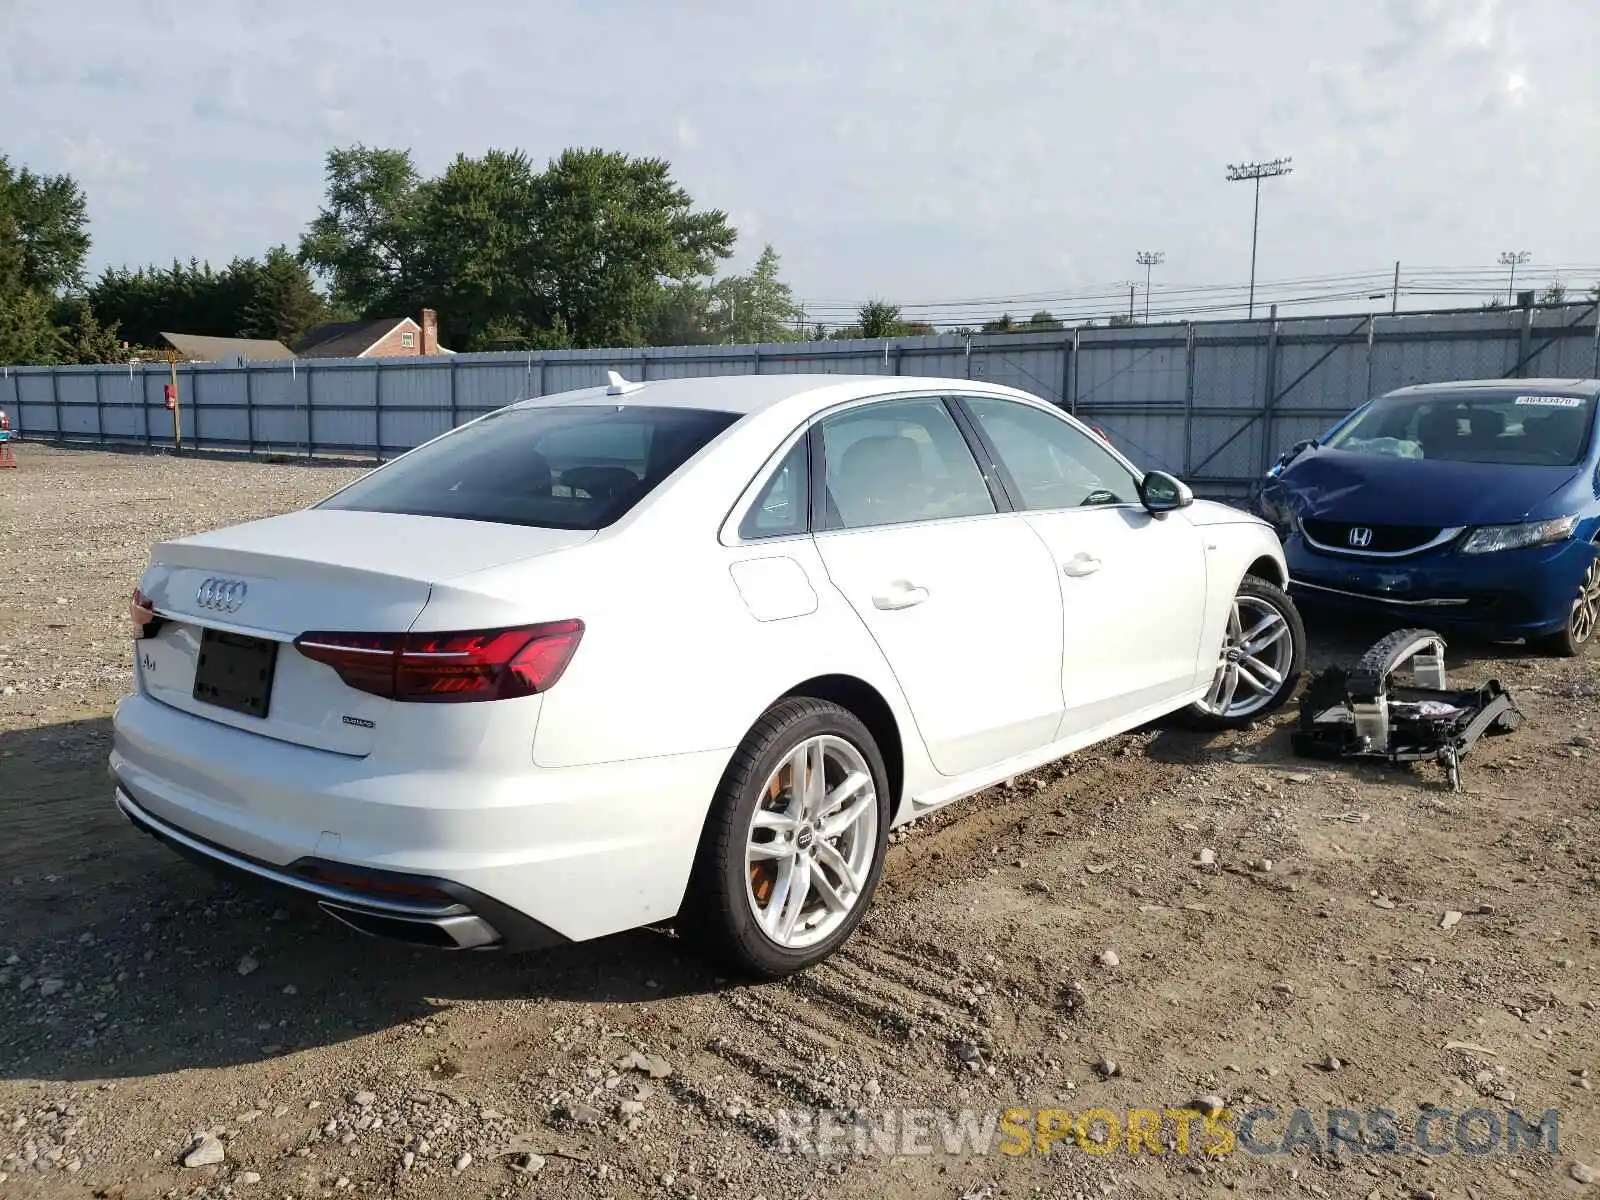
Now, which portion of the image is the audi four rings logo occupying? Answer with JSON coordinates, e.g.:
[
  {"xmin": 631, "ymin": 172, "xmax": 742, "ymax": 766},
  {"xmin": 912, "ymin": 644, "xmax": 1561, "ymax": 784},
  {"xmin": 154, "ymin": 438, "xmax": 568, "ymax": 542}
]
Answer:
[
  {"xmin": 196, "ymin": 577, "xmax": 248, "ymax": 613},
  {"xmin": 1347, "ymin": 526, "xmax": 1374, "ymax": 549}
]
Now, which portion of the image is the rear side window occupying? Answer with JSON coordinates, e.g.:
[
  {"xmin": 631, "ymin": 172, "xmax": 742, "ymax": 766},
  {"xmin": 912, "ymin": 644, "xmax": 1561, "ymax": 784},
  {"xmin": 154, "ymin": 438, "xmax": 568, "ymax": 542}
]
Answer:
[
  {"xmin": 816, "ymin": 397, "xmax": 996, "ymax": 530},
  {"xmin": 739, "ymin": 439, "xmax": 808, "ymax": 539},
  {"xmin": 320, "ymin": 405, "xmax": 740, "ymax": 529}
]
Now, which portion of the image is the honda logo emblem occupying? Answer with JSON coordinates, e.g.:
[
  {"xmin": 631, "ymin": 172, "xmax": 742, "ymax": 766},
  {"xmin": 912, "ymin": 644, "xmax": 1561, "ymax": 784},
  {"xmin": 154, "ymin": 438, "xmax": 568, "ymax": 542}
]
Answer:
[
  {"xmin": 1347, "ymin": 526, "xmax": 1374, "ymax": 549},
  {"xmin": 196, "ymin": 577, "xmax": 248, "ymax": 613}
]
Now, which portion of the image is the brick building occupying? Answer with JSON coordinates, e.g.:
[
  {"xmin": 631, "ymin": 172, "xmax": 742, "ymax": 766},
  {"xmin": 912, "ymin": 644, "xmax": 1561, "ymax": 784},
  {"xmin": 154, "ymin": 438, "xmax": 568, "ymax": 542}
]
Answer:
[{"xmin": 295, "ymin": 308, "xmax": 448, "ymax": 358}]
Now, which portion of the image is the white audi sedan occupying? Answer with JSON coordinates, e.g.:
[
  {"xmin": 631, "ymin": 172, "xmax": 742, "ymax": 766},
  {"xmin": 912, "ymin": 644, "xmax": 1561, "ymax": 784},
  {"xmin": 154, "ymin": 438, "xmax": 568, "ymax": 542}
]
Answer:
[{"xmin": 112, "ymin": 373, "xmax": 1303, "ymax": 976}]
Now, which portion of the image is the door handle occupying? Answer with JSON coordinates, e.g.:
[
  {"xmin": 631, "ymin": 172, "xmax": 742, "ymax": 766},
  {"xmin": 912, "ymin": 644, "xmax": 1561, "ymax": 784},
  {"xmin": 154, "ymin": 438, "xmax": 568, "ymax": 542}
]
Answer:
[
  {"xmin": 871, "ymin": 580, "xmax": 930, "ymax": 610},
  {"xmin": 1061, "ymin": 554, "xmax": 1103, "ymax": 578}
]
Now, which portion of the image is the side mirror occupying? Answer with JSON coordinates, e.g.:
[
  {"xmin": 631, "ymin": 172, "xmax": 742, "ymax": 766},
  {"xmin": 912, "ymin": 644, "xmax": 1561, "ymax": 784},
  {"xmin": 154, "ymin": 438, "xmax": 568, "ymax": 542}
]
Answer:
[
  {"xmin": 1139, "ymin": 470, "xmax": 1193, "ymax": 514},
  {"xmin": 1269, "ymin": 438, "xmax": 1316, "ymax": 477}
]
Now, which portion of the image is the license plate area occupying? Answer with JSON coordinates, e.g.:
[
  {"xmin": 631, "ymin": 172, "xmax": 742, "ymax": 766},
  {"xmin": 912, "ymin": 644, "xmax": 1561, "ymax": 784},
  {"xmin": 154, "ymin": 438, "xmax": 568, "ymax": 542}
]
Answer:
[{"xmin": 193, "ymin": 628, "xmax": 278, "ymax": 719}]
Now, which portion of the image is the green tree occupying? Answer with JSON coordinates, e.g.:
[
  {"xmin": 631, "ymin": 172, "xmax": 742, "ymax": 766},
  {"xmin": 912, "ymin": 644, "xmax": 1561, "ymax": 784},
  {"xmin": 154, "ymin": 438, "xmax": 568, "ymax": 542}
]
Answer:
[
  {"xmin": 299, "ymin": 145, "xmax": 426, "ymax": 317},
  {"xmin": 856, "ymin": 299, "xmax": 901, "ymax": 339},
  {"xmin": 1025, "ymin": 309, "xmax": 1064, "ymax": 330},
  {"xmin": 89, "ymin": 256, "xmax": 274, "ymax": 347},
  {"xmin": 982, "ymin": 312, "xmax": 1016, "ymax": 333},
  {"xmin": 1539, "ymin": 280, "xmax": 1567, "ymax": 306},
  {"xmin": 52, "ymin": 296, "xmax": 125, "ymax": 363},
  {"xmin": 302, "ymin": 144, "xmax": 738, "ymax": 350},
  {"xmin": 0, "ymin": 154, "xmax": 120, "ymax": 365},
  {"xmin": 412, "ymin": 149, "xmax": 546, "ymax": 350},
  {"xmin": 239, "ymin": 245, "xmax": 333, "ymax": 343},
  {"xmin": 645, "ymin": 279, "xmax": 716, "ymax": 345},
  {"xmin": 528, "ymin": 148, "xmax": 735, "ymax": 346},
  {"xmin": 0, "ymin": 285, "xmax": 61, "ymax": 364},
  {"xmin": 645, "ymin": 245, "xmax": 803, "ymax": 345},
  {"xmin": 718, "ymin": 244, "xmax": 801, "ymax": 342},
  {"xmin": 0, "ymin": 155, "xmax": 90, "ymax": 293}
]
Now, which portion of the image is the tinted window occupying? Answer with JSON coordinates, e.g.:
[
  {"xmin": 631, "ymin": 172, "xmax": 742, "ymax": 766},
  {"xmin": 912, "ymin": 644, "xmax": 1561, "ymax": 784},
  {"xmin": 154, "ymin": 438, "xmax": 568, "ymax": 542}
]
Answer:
[
  {"xmin": 740, "ymin": 439, "xmax": 808, "ymax": 539},
  {"xmin": 964, "ymin": 396, "xmax": 1138, "ymax": 508},
  {"xmin": 320, "ymin": 405, "xmax": 740, "ymax": 529},
  {"xmin": 818, "ymin": 398, "xmax": 995, "ymax": 530},
  {"xmin": 1325, "ymin": 392, "xmax": 1596, "ymax": 467}
]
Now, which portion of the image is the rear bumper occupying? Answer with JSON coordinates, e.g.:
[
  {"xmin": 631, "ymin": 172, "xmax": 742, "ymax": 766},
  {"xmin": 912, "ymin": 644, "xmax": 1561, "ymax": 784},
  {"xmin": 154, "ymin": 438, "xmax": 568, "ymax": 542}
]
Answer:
[
  {"xmin": 115, "ymin": 783, "xmax": 555, "ymax": 950},
  {"xmin": 1285, "ymin": 531, "xmax": 1597, "ymax": 638},
  {"xmin": 110, "ymin": 690, "xmax": 732, "ymax": 945}
]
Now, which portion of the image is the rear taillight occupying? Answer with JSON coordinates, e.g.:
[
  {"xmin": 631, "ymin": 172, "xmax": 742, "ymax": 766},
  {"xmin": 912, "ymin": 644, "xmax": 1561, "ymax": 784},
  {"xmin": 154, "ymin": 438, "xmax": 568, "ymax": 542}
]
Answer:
[{"xmin": 293, "ymin": 620, "xmax": 583, "ymax": 702}]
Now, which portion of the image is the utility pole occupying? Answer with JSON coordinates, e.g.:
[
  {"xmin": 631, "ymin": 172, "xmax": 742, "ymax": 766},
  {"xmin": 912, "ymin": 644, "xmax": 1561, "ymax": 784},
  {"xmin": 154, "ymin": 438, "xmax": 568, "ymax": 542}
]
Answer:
[
  {"xmin": 1391, "ymin": 260, "xmax": 1400, "ymax": 316},
  {"xmin": 1498, "ymin": 250, "xmax": 1530, "ymax": 304},
  {"xmin": 1136, "ymin": 250, "xmax": 1164, "ymax": 323},
  {"xmin": 1128, "ymin": 283, "xmax": 1135, "ymax": 323},
  {"xmin": 1226, "ymin": 157, "xmax": 1294, "ymax": 318}
]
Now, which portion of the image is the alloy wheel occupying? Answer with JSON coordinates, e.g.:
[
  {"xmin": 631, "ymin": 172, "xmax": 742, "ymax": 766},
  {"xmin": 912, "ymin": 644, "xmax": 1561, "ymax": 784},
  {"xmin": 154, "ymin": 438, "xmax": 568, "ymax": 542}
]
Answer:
[
  {"xmin": 744, "ymin": 734, "xmax": 879, "ymax": 950},
  {"xmin": 1572, "ymin": 554, "xmax": 1600, "ymax": 645},
  {"xmin": 1196, "ymin": 593, "xmax": 1296, "ymax": 720}
]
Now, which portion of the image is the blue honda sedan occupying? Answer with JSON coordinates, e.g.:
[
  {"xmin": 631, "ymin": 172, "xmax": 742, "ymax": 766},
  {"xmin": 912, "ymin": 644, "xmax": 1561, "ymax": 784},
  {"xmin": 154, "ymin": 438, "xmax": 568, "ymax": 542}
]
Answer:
[{"xmin": 1257, "ymin": 379, "xmax": 1600, "ymax": 655}]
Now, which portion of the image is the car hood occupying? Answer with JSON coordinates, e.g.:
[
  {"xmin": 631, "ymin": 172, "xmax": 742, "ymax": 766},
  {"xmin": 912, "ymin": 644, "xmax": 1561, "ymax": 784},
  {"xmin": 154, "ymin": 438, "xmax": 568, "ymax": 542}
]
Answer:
[{"xmin": 1275, "ymin": 449, "xmax": 1582, "ymax": 525}]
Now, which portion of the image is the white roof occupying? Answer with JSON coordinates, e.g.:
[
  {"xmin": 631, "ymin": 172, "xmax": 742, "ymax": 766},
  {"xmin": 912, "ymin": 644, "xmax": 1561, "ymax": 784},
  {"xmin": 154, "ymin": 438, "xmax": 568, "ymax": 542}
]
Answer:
[{"xmin": 510, "ymin": 373, "xmax": 1034, "ymax": 417}]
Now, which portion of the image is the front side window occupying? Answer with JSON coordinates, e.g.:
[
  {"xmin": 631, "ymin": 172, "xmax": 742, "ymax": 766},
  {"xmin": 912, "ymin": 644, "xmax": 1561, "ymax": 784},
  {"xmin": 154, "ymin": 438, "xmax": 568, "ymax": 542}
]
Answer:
[
  {"xmin": 817, "ymin": 397, "xmax": 995, "ymax": 530},
  {"xmin": 1324, "ymin": 392, "xmax": 1597, "ymax": 467},
  {"xmin": 320, "ymin": 404, "xmax": 740, "ymax": 529},
  {"xmin": 963, "ymin": 396, "xmax": 1139, "ymax": 509}
]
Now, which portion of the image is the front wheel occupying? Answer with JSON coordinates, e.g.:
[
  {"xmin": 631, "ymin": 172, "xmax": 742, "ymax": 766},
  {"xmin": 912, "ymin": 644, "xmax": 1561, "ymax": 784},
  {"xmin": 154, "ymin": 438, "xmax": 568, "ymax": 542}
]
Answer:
[
  {"xmin": 1534, "ymin": 549, "xmax": 1599, "ymax": 658},
  {"xmin": 684, "ymin": 698, "xmax": 890, "ymax": 978},
  {"xmin": 1182, "ymin": 574, "xmax": 1306, "ymax": 730}
]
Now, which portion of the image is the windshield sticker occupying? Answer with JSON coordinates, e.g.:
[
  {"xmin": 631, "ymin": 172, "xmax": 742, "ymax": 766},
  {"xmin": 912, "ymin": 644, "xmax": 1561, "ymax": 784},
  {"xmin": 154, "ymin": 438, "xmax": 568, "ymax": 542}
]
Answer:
[{"xmin": 1513, "ymin": 395, "xmax": 1584, "ymax": 408}]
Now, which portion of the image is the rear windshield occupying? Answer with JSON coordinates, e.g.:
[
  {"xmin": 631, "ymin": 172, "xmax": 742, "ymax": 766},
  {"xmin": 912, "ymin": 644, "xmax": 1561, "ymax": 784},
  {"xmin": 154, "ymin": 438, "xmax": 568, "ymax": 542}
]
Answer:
[
  {"xmin": 320, "ymin": 405, "xmax": 741, "ymax": 529},
  {"xmin": 1324, "ymin": 391, "xmax": 1596, "ymax": 467}
]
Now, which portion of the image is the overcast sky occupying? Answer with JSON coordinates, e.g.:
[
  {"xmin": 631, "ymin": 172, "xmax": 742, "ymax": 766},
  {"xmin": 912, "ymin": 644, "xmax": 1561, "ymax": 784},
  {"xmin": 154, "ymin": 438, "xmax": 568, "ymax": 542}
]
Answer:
[{"xmin": 4, "ymin": 0, "xmax": 1596, "ymax": 322}]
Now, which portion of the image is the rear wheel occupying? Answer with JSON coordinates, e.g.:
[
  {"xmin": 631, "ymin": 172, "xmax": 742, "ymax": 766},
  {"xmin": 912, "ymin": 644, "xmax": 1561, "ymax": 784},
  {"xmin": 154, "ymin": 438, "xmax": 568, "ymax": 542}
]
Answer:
[
  {"xmin": 1183, "ymin": 574, "xmax": 1306, "ymax": 730},
  {"xmin": 684, "ymin": 698, "xmax": 890, "ymax": 978},
  {"xmin": 1535, "ymin": 548, "xmax": 1600, "ymax": 657}
]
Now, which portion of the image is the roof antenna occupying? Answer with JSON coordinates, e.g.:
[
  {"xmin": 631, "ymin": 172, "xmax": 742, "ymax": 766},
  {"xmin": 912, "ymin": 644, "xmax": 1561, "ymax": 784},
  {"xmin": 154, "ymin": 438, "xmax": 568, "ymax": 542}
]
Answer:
[{"xmin": 605, "ymin": 370, "xmax": 644, "ymax": 396}]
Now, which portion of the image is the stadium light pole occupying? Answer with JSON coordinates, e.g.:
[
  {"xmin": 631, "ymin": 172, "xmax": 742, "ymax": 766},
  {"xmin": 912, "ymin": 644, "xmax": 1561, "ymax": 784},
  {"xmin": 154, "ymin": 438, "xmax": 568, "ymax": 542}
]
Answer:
[
  {"xmin": 1498, "ymin": 250, "xmax": 1530, "ymax": 304},
  {"xmin": 1226, "ymin": 157, "xmax": 1293, "ymax": 318},
  {"xmin": 1136, "ymin": 251, "xmax": 1164, "ymax": 323}
]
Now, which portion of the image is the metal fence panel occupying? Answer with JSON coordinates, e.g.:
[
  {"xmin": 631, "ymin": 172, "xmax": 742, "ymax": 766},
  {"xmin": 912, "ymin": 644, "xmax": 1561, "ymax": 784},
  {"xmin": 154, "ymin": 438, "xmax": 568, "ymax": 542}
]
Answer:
[
  {"xmin": 192, "ymin": 368, "xmax": 249, "ymax": 447},
  {"xmin": 17, "ymin": 370, "xmax": 55, "ymax": 433},
  {"xmin": 1188, "ymin": 413, "xmax": 1266, "ymax": 485},
  {"xmin": 1191, "ymin": 338, "xmax": 1266, "ymax": 410},
  {"xmin": 55, "ymin": 369, "xmax": 100, "ymax": 437},
  {"xmin": 5, "ymin": 302, "xmax": 1596, "ymax": 496}
]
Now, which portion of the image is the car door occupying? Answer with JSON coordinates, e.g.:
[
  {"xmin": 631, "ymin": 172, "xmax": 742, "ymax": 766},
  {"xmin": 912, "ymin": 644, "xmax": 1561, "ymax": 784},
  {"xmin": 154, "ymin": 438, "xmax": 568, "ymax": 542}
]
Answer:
[
  {"xmin": 809, "ymin": 395, "xmax": 1066, "ymax": 777},
  {"xmin": 956, "ymin": 394, "xmax": 1209, "ymax": 738}
]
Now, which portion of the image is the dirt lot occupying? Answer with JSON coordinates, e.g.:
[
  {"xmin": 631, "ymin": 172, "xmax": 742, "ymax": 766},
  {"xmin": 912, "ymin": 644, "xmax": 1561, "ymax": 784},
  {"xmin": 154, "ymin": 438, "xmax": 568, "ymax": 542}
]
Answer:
[{"xmin": 0, "ymin": 443, "xmax": 1597, "ymax": 1200}]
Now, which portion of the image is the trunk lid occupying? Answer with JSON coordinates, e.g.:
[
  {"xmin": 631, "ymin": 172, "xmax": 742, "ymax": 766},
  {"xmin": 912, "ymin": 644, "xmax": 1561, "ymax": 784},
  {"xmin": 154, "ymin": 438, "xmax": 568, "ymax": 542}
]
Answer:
[{"xmin": 136, "ymin": 510, "xmax": 594, "ymax": 754}]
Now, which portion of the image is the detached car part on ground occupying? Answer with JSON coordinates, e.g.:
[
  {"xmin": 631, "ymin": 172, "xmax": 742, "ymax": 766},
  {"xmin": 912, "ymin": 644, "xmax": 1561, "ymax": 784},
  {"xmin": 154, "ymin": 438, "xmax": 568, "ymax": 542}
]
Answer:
[
  {"xmin": 1258, "ymin": 378, "xmax": 1600, "ymax": 656},
  {"xmin": 113, "ymin": 372, "xmax": 1304, "ymax": 977},
  {"xmin": 1293, "ymin": 628, "xmax": 1522, "ymax": 791}
]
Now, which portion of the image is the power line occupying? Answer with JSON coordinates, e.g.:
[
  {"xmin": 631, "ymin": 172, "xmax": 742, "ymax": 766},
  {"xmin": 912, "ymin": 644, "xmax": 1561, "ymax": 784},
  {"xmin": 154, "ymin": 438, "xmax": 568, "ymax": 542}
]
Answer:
[{"xmin": 797, "ymin": 261, "xmax": 1599, "ymax": 329}]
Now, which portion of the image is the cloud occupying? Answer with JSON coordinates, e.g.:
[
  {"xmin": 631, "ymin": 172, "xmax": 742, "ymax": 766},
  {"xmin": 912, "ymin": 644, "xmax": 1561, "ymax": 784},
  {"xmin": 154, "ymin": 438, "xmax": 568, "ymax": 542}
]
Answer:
[{"xmin": 1, "ymin": 0, "xmax": 1594, "ymax": 310}]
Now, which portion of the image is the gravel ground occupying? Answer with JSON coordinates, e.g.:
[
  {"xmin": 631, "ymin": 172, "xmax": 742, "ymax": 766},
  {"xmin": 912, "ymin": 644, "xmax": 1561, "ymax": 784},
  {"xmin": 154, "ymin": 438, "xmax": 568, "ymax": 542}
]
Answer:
[{"xmin": 1, "ymin": 442, "xmax": 1597, "ymax": 1200}]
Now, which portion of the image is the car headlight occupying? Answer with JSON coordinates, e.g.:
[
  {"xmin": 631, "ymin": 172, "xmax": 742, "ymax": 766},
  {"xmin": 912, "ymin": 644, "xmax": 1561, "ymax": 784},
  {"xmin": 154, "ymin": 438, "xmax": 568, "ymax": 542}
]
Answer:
[{"xmin": 1460, "ymin": 515, "xmax": 1579, "ymax": 555}]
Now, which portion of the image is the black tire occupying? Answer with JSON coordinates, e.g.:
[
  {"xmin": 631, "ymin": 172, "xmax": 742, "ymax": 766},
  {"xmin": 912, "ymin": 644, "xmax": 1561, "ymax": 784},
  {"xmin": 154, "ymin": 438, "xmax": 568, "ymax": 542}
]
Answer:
[
  {"xmin": 1180, "ymin": 574, "xmax": 1306, "ymax": 730},
  {"xmin": 683, "ymin": 697, "xmax": 891, "ymax": 978},
  {"xmin": 1533, "ymin": 548, "xmax": 1599, "ymax": 658}
]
